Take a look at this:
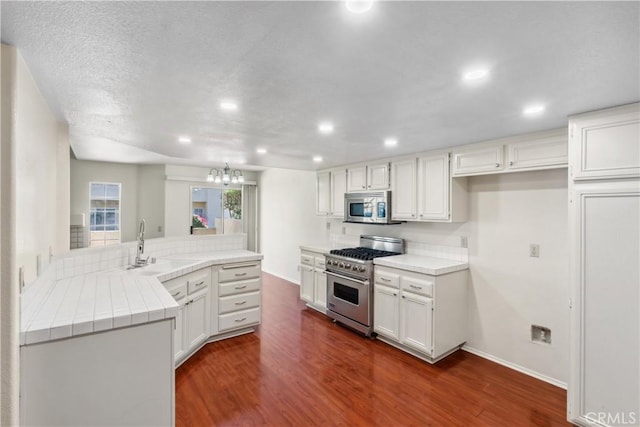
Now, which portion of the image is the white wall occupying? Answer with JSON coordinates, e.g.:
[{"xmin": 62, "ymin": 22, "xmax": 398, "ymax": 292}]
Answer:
[
  {"xmin": 137, "ymin": 165, "xmax": 165, "ymax": 239},
  {"xmin": 70, "ymin": 159, "xmax": 139, "ymax": 245},
  {"xmin": 323, "ymin": 169, "xmax": 569, "ymax": 385},
  {"xmin": 258, "ymin": 168, "xmax": 327, "ymax": 283},
  {"xmin": 1, "ymin": 44, "xmax": 70, "ymax": 426}
]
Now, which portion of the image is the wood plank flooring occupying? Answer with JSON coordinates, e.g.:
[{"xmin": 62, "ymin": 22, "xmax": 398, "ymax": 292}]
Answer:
[{"xmin": 176, "ymin": 273, "xmax": 570, "ymax": 426}]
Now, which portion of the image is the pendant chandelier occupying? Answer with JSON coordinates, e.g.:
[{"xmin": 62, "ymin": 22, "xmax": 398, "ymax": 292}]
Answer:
[{"xmin": 206, "ymin": 163, "xmax": 244, "ymax": 185}]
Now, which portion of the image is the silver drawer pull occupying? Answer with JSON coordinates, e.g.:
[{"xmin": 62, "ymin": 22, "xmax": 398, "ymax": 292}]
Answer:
[
  {"xmin": 193, "ymin": 280, "xmax": 205, "ymax": 287},
  {"xmin": 409, "ymin": 284, "xmax": 422, "ymax": 290},
  {"xmin": 171, "ymin": 291, "xmax": 181, "ymax": 297},
  {"xmin": 235, "ymin": 285, "xmax": 247, "ymax": 290},
  {"xmin": 234, "ymin": 317, "xmax": 247, "ymax": 323},
  {"xmin": 380, "ymin": 277, "xmax": 391, "ymax": 282},
  {"xmin": 235, "ymin": 300, "xmax": 247, "ymax": 306},
  {"xmin": 235, "ymin": 272, "xmax": 247, "ymax": 277}
]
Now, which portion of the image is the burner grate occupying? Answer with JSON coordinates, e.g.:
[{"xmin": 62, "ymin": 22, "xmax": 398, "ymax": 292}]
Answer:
[{"xmin": 329, "ymin": 247, "xmax": 401, "ymax": 261}]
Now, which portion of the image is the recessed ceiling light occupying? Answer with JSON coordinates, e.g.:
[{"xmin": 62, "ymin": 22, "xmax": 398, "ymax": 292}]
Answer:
[
  {"xmin": 523, "ymin": 104, "xmax": 546, "ymax": 116},
  {"xmin": 384, "ymin": 138, "xmax": 398, "ymax": 147},
  {"xmin": 463, "ymin": 68, "xmax": 490, "ymax": 82},
  {"xmin": 313, "ymin": 156, "xmax": 323, "ymax": 163},
  {"xmin": 220, "ymin": 101, "xmax": 238, "ymax": 111},
  {"xmin": 178, "ymin": 136, "xmax": 191, "ymax": 144},
  {"xmin": 256, "ymin": 148, "xmax": 267, "ymax": 154},
  {"xmin": 318, "ymin": 122, "xmax": 334, "ymax": 134},
  {"xmin": 346, "ymin": 0, "xmax": 374, "ymax": 14}
]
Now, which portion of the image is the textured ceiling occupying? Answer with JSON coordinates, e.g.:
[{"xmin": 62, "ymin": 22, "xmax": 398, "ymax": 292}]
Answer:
[{"xmin": 2, "ymin": 1, "xmax": 639, "ymax": 171}]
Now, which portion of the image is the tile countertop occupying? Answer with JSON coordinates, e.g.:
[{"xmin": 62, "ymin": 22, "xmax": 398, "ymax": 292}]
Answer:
[
  {"xmin": 21, "ymin": 250, "xmax": 263, "ymax": 346},
  {"xmin": 373, "ymin": 254, "xmax": 468, "ymax": 276}
]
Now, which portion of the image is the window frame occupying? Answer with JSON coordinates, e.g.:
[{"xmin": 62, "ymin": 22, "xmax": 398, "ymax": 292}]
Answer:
[
  {"xmin": 89, "ymin": 181, "xmax": 122, "ymax": 247},
  {"xmin": 189, "ymin": 184, "xmax": 244, "ymax": 235}
]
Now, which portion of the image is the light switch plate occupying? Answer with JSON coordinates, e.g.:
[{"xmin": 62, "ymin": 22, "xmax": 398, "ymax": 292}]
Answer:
[{"xmin": 529, "ymin": 244, "xmax": 540, "ymax": 257}]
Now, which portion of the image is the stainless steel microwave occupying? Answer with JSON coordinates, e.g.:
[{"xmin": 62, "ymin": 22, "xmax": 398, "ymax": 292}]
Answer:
[{"xmin": 344, "ymin": 190, "xmax": 398, "ymax": 224}]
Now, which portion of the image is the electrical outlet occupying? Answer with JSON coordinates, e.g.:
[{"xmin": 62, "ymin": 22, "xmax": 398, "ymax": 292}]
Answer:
[
  {"xmin": 460, "ymin": 236, "xmax": 468, "ymax": 248},
  {"xmin": 529, "ymin": 244, "xmax": 540, "ymax": 257},
  {"xmin": 531, "ymin": 325, "xmax": 551, "ymax": 344},
  {"xmin": 326, "ymin": 222, "xmax": 331, "ymax": 230},
  {"xmin": 341, "ymin": 226, "xmax": 346, "ymax": 235},
  {"xmin": 157, "ymin": 225, "xmax": 162, "ymax": 232}
]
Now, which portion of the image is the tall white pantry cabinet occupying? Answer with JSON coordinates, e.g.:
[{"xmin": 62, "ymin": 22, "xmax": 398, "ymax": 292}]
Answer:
[{"xmin": 568, "ymin": 103, "xmax": 640, "ymax": 427}]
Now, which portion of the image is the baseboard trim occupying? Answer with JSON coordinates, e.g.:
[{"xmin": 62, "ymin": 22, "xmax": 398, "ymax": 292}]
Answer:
[
  {"xmin": 261, "ymin": 270, "xmax": 300, "ymax": 286},
  {"xmin": 462, "ymin": 345, "xmax": 567, "ymax": 390}
]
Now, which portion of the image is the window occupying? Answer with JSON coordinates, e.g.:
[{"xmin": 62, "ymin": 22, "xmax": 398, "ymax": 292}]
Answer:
[
  {"xmin": 89, "ymin": 182, "xmax": 121, "ymax": 247},
  {"xmin": 191, "ymin": 187, "xmax": 242, "ymax": 235}
]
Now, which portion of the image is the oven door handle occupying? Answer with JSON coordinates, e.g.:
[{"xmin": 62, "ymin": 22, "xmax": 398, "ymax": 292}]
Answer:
[{"xmin": 326, "ymin": 270, "xmax": 369, "ymax": 286}]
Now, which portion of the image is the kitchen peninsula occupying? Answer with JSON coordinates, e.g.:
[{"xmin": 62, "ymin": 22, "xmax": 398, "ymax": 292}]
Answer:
[{"xmin": 20, "ymin": 234, "xmax": 262, "ymax": 426}]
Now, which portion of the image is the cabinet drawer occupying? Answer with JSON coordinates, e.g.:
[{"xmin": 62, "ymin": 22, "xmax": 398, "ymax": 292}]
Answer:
[
  {"xmin": 219, "ymin": 291, "xmax": 261, "ymax": 314},
  {"xmin": 219, "ymin": 278, "xmax": 261, "ymax": 297},
  {"xmin": 375, "ymin": 271, "xmax": 400, "ymax": 288},
  {"xmin": 314, "ymin": 256, "xmax": 326, "ymax": 269},
  {"xmin": 401, "ymin": 277, "xmax": 433, "ymax": 297},
  {"xmin": 301, "ymin": 254, "xmax": 314, "ymax": 266},
  {"xmin": 165, "ymin": 281, "xmax": 187, "ymax": 302},
  {"xmin": 219, "ymin": 263, "xmax": 261, "ymax": 283},
  {"xmin": 187, "ymin": 272, "xmax": 210, "ymax": 295},
  {"xmin": 219, "ymin": 307, "xmax": 261, "ymax": 332}
]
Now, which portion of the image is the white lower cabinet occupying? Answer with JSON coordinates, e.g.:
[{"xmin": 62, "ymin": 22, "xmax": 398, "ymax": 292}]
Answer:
[
  {"xmin": 164, "ymin": 259, "xmax": 263, "ymax": 366},
  {"xmin": 299, "ymin": 249, "xmax": 327, "ymax": 313},
  {"xmin": 163, "ymin": 267, "xmax": 211, "ymax": 364},
  {"xmin": 373, "ymin": 265, "xmax": 467, "ymax": 363},
  {"xmin": 215, "ymin": 262, "xmax": 262, "ymax": 334},
  {"xmin": 400, "ymin": 291, "xmax": 433, "ymax": 354},
  {"xmin": 185, "ymin": 288, "xmax": 209, "ymax": 348},
  {"xmin": 373, "ymin": 284, "xmax": 400, "ymax": 340}
]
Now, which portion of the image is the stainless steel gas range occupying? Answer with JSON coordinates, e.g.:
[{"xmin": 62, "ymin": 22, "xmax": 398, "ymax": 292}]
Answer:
[{"xmin": 325, "ymin": 235, "xmax": 404, "ymax": 336}]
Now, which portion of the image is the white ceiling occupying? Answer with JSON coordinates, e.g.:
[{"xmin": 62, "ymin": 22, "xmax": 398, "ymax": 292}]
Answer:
[{"xmin": 2, "ymin": 1, "xmax": 639, "ymax": 171}]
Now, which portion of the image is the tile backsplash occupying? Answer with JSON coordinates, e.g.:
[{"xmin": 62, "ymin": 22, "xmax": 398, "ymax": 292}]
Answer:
[{"xmin": 27, "ymin": 234, "xmax": 247, "ymax": 287}]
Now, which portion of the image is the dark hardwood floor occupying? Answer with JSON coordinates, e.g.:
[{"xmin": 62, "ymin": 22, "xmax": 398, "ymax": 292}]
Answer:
[{"xmin": 176, "ymin": 273, "xmax": 570, "ymax": 426}]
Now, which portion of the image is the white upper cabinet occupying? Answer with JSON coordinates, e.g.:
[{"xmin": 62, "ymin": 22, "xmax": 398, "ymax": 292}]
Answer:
[
  {"xmin": 316, "ymin": 171, "xmax": 331, "ymax": 216},
  {"xmin": 347, "ymin": 163, "xmax": 390, "ymax": 192},
  {"xmin": 452, "ymin": 145, "xmax": 504, "ymax": 176},
  {"xmin": 391, "ymin": 159, "xmax": 417, "ymax": 220},
  {"xmin": 330, "ymin": 168, "xmax": 347, "ymax": 218},
  {"xmin": 417, "ymin": 153, "xmax": 450, "ymax": 221},
  {"xmin": 507, "ymin": 131, "xmax": 567, "ymax": 170},
  {"xmin": 569, "ymin": 103, "xmax": 640, "ymax": 180},
  {"xmin": 347, "ymin": 166, "xmax": 367, "ymax": 192},
  {"xmin": 367, "ymin": 162, "xmax": 391, "ymax": 190},
  {"xmin": 452, "ymin": 128, "xmax": 568, "ymax": 177}
]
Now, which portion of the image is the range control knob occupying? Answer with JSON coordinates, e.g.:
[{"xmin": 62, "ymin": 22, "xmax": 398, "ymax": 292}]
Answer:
[
  {"xmin": 338, "ymin": 262, "xmax": 345, "ymax": 268},
  {"xmin": 345, "ymin": 263, "xmax": 351, "ymax": 269},
  {"xmin": 358, "ymin": 266, "xmax": 367, "ymax": 273},
  {"xmin": 352, "ymin": 265, "xmax": 358, "ymax": 271}
]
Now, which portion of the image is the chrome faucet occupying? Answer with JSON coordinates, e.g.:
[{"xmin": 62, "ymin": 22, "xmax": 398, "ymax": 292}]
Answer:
[{"xmin": 134, "ymin": 219, "xmax": 148, "ymax": 267}]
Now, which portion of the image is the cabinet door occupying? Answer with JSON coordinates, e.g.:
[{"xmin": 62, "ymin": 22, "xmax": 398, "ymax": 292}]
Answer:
[
  {"xmin": 316, "ymin": 171, "xmax": 331, "ymax": 215},
  {"xmin": 347, "ymin": 166, "xmax": 367, "ymax": 192},
  {"xmin": 452, "ymin": 145, "xmax": 504, "ymax": 176},
  {"xmin": 174, "ymin": 303, "xmax": 186, "ymax": 363},
  {"xmin": 569, "ymin": 104, "xmax": 640, "ymax": 180},
  {"xmin": 391, "ymin": 159, "xmax": 417, "ymax": 220},
  {"xmin": 400, "ymin": 291, "xmax": 433, "ymax": 355},
  {"xmin": 185, "ymin": 291, "xmax": 209, "ymax": 350},
  {"xmin": 374, "ymin": 285, "xmax": 400, "ymax": 340},
  {"xmin": 368, "ymin": 163, "xmax": 390, "ymax": 190},
  {"xmin": 300, "ymin": 265, "xmax": 314, "ymax": 303},
  {"xmin": 314, "ymin": 269, "xmax": 327, "ymax": 309},
  {"xmin": 569, "ymin": 185, "xmax": 640, "ymax": 425},
  {"xmin": 417, "ymin": 153, "xmax": 450, "ymax": 221},
  {"xmin": 331, "ymin": 168, "xmax": 347, "ymax": 218},
  {"xmin": 507, "ymin": 134, "xmax": 567, "ymax": 171}
]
